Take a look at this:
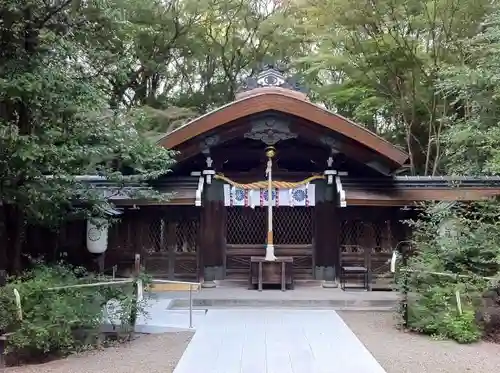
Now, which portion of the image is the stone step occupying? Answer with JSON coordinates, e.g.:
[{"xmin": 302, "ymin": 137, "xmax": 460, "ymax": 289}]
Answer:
[
  {"xmin": 169, "ymin": 298, "xmax": 397, "ymax": 311},
  {"xmin": 151, "ymin": 281, "xmax": 200, "ymax": 292},
  {"xmin": 215, "ymin": 279, "xmax": 325, "ymax": 288}
]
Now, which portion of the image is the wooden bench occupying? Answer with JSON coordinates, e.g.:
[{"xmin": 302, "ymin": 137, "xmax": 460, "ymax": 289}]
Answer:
[
  {"xmin": 340, "ymin": 266, "xmax": 369, "ymax": 291},
  {"xmin": 340, "ymin": 242, "xmax": 396, "ymax": 291},
  {"xmin": 249, "ymin": 256, "xmax": 294, "ymax": 291}
]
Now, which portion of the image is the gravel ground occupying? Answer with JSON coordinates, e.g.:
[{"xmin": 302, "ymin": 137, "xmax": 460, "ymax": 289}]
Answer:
[
  {"xmin": 5, "ymin": 332, "xmax": 193, "ymax": 373},
  {"xmin": 339, "ymin": 311, "xmax": 500, "ymax": 373}
]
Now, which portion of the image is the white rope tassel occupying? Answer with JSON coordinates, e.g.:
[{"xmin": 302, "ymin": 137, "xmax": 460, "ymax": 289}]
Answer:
[
  {"xmin": 14, "ymin": 288, "xmax": 23, "ymax": 320},
  {"xmin": 390, "ymin": 251, "xmax": 398, "ymax": 273},
  {"xmin": 265, "ymin": 159, "xmax": 272, "ymax": 177}
]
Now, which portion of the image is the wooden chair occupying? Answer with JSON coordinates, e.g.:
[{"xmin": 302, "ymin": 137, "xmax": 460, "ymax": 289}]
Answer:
[{"xmin": 340, "ymin": 245, "xmax": 369, "ymax": 290}]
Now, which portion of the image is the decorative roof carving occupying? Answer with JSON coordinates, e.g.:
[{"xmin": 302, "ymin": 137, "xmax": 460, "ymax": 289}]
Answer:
[
  {"xmin": 200, "ymin": 135, "xmax": 220, "ymax": 154},
  {"xmin": 245, "ymin": 116, "xmax": 297, "ymax": 146},
  {"xmin": 320, "ymin": 136, "xmax": 340, "ymax": 154},
  {"xmin": 238, "ymin": 63, "xmax": 306, "ymax": 94}
]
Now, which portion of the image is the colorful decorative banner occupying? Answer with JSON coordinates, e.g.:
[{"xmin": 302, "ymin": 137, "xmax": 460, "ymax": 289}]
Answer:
[{"xmin": 223, "ymin": 184, "xmax": 315, "ymax": 207}]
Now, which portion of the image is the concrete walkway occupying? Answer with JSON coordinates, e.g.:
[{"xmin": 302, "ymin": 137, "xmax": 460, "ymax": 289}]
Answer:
[
  {"xmin": 135, "ymin": 298, "xmax": 206, "ymax": 333},
  {"xmin": 173, "ymin": 309, "xmax": 386, "ymax": 373},
  {"xmin": 103, "ymin": 297, "xmax": 207, "ymax": 333}
]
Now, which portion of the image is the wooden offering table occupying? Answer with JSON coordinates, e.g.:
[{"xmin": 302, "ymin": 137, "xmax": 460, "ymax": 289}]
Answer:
[{"xmin": 249, "ymin": 256, "xmax": 294, "ymax": 291}]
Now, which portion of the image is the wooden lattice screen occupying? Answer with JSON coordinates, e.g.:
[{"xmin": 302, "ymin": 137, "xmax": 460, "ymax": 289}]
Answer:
[
  {"xmin": 226, "ymin": 207, "xmax": 314, "ymax": 245},
  {"xmin": 107, "ymin": 207, "xmax": 200, "ymax": 279},
  {"xmin": 145, "ymin": 206, "xmax": 200, "ymax": 253},
  {"xmin": 340, "ymin": 219, "xmax": 394, "ymax": 287},
  {"xmin": 148, "ymin": 211, "xmax": 200, "ymax": 253},
  {"xmin": 145, "ymin": 207, "xmax": 200, "ymax": 279},
  {"xmin": 340, "ymin": 219, "xmax": 393, "ymax": 251}
]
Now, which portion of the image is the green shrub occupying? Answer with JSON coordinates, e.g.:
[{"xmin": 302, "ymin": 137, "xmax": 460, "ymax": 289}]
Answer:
[
  {"xmin": 404, "ymin": 283, "xmax": 483, "ymax": 343},
  {"xmin": 0, "ymin": 262, "xmax": 147, "ymax": 358},
  {"xmin": 397, "ymin": 201, "xmax": 500, "ymax": 343}
]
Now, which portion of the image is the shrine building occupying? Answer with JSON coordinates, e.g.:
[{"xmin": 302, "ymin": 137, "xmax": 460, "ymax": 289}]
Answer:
[{"xmin": 70, "ymin": 66, "xmax": 500, "ymax": 288}]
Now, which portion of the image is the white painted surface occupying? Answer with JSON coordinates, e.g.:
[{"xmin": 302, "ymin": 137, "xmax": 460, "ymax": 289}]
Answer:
[{"xmin": 173, "ymin": 309, "xmax": 386, "ymax": 373}]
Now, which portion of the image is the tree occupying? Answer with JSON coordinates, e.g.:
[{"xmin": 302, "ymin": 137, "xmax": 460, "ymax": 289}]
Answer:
[
  {"xmin": 0, "ymin": 0, "xmax": 175, "ymax": 273},
  {"xmin": 76, "ymin": 0, "xmax": 306, "ymax": 135},
  {"xmin": 165, "ymin": 0, "xmax": 307, "ymax": 113},
  {"xmin": 395, "ymin": 7, "xmax": 500, "ymax": 343},
  {"xmin": 291, "ymin": 0, "xmax": 492, "ymax": 175},
  {"xmin": 438, "ymin": 10, "xmax": 500, "ymax": 175}
]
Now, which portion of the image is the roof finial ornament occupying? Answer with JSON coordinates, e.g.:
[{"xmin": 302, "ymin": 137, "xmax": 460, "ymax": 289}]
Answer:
[{"xmin": 236, "ymin": 60, "xmax": 307, "ymax": 98}]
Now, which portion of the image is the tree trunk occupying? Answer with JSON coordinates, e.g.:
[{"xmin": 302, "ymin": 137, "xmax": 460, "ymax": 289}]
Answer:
[
  {"xmin": 12, "ymin": 206, "xmax": 25, "ymax": 274},
  {"xmin": 0, "ymin": 204, "xmax": 8, "ymax": 284},
  {"xmin": 2, "ymin": 204, "xmax": 25, "ymax": 275}
]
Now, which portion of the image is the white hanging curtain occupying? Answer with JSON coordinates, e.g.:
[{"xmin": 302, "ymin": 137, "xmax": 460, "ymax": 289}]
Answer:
[{"xmin": 223, "ymin": 184, "xmax": 315, "ymax": 207}]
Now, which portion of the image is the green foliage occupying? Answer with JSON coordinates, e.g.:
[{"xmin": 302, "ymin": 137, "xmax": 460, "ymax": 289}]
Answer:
[
  {"xmin": 291, "ymin": 0, "xmax": 492, "ymax": 174},
  {"xmin": 397, "ymin": 201, "xmax": 500, "ymax": 343},
  {"xmin": 0, "ymin": 0, "xmax": 180, "ymax": 276},
  {"xmin": 437, "ymin": 10, "xmax": 500, "ymax": 175},
  {"xmin": 0, "ymin": 262, "xmax": 145, "ymax": 356},
  {"xmin": 405, "ymin": 280, "xmax": 483, "ymax": 343},
  {"xmin": 0, "ymin": 0, "xmax": 308, "ymax": 237},
  {"xmin": 0, "ymin": 0, "xmax": 177, "ymax": 230}
]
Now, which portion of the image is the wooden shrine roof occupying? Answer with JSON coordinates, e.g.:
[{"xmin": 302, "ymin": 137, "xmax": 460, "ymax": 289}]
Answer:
[
  {"xmin": 79, "ymin": 176, "xmax": 200, "ymax": 206},
  {"xmin": 340, "ymin": 176, "xmax": 500, "ymax": 206},
  {"xmin": 77, "ymin": 175, "xmax": 500, "ymax": 207},
  {"xmin": 157, "ymin": 87, "xmax": 409, "ymax": 170},
  {"xmin": 74, "ymin": 63, "xmax": 500, "ymax": 207}
]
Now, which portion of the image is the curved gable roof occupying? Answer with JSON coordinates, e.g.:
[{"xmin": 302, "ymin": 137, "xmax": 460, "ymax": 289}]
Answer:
[{"xmin": 158, "ymin": 87, "xmax": 409, "ymax": 167}]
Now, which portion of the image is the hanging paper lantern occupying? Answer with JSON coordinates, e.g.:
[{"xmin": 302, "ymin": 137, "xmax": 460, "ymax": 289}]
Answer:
[{"xmin": 86, "ymin": 218, "xmax": 109, "ymax": 254}]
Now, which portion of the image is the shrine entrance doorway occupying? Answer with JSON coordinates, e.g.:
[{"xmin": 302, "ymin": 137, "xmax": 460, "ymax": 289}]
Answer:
[{"xmin": 225, "ymin": 206, "xmax": 315, "ymax": 280}]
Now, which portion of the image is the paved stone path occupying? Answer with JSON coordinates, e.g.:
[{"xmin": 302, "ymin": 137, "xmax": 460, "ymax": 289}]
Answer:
[{"xmin": 173, "ymin": 309, "xmax": 386, "ymax": 373}]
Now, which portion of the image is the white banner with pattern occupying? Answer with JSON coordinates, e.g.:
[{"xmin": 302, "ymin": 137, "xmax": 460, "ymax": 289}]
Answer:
[{"xmin": 223, "ymin": 184, "xmax": 315, "ymax": 207}]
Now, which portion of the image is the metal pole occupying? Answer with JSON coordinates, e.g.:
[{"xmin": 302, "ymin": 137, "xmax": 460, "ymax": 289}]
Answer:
[{"xmin": 189, "ymin": 285, "xmax": 193, "ymax": 329}]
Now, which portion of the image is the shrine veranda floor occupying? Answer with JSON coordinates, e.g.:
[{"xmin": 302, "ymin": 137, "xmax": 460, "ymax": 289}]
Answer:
[{"xmin": 152, "ymin": 281, "xmax": 400, "ymax": 311}]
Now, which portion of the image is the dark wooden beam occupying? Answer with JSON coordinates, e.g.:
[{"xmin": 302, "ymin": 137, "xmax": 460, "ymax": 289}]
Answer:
[
  {"xmin": 173, "ymin": 117, "xmax": 396, "ymax": 176},
  {"xmin": 290, "ymin": 119, "xmax": 397, "ymax": 172}
]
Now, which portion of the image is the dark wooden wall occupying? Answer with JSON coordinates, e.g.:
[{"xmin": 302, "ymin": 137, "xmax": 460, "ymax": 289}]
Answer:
[
  {"xmin": 0, "ymin": 218, "xmax": 92, "ymax": 274},
  {"xmin": 196, "ymin": 179, "xmax": 414, "ymax": 283},
  {"xmin": 106, "ymin": 206, "xmax": 200, "ymax": 280},
  {"xmin": 336, "ymin": 206, "xmax": 413, "ymax": 286},
  {"xmin": 0, "ymin": 206, "xmax": 201, "ymax": 280},
  {"xmin": 1, "ymin": 196, "xmax": 414, "ymax": 286}
]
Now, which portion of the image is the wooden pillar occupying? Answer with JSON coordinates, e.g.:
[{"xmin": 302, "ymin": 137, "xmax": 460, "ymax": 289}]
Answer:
[
  {"xmin": 166, "ymin": 221, "xmax": 176, "ymax": 279},
  {"xmin": 200, "ymin": 180, "xmax": 226, "ymax": 283},
  {"xmin": 332, "ymin": 208, "xmax": 341, "ymax": 283},
  {"xmin": 314, "ymin": 182, "xmax": 338, "ymax": 282}
]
